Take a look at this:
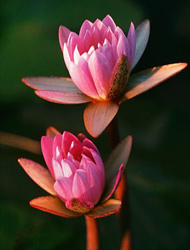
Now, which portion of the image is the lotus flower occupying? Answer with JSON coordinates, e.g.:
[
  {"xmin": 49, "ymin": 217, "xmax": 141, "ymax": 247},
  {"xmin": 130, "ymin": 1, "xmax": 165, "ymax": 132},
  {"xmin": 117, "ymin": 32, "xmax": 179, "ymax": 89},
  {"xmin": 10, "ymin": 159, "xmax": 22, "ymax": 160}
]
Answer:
[
  {"xmin": 18, "ymin": 127, "xmax": 132, "ymax": 218},
  {"xmin": 22, "ymin": 15, "xmax": 187, "ymax": 137}
]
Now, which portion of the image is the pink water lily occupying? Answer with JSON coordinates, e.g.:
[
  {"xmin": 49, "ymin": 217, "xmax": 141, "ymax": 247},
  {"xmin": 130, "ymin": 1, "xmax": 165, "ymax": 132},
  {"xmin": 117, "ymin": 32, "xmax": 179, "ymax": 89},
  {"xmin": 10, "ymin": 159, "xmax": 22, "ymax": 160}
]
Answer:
[
  {"xmin": 18, "ymin": 127, "xmax": 132, "ymax": 218},
  {"xmin": 22, "ymin": 15, "xmax": 187, "ymax": 137}
]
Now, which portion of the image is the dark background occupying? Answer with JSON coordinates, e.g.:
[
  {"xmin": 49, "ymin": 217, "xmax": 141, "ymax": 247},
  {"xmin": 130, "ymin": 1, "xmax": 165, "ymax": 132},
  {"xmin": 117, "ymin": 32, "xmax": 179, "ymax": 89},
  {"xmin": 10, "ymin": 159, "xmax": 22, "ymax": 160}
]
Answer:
[{"xmin": 1, "ymin": 0, "xmax": 190, "ymax": 249}]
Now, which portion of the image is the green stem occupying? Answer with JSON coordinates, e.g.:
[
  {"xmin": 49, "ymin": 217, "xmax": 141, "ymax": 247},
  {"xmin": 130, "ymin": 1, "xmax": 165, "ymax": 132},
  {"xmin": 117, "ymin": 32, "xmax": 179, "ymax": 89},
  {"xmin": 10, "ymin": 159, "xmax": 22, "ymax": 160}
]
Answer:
[
  {"xmin": 85, "ymin": 216, "xmax": 99, "ymax": 250},
  {"xmin": 107, "ymin": 116, "xmax": 132, "ymax": 250}
]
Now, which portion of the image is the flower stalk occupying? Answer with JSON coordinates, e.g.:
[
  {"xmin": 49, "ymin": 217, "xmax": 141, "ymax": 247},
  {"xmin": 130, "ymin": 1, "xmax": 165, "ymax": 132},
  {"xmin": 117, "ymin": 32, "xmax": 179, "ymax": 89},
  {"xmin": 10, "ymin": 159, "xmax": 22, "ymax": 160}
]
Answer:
[{"xmin": 85, "ymin": 216, "xmax": 99, "ymax": 250}]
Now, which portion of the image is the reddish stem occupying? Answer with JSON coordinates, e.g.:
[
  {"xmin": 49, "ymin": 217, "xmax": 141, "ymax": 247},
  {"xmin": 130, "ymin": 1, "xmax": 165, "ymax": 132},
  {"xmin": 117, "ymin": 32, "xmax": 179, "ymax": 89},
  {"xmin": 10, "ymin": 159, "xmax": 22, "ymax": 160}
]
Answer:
[
  {"xmin": 85, "ymin": 216, "xmax": 99, "ymax": 250},
  {"xmin": 107, "ymin": 116, "xmax": 132, "ymax": 250}
]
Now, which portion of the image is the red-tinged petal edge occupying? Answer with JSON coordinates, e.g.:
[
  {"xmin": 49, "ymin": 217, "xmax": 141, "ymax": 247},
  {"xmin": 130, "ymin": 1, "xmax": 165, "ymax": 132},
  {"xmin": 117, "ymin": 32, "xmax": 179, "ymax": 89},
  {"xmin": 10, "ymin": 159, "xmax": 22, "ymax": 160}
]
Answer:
[
  {"xmin": 46, "ymin": 127, "xmax": 61, "ymax": 138},
  {"xmin": 35, "ymin": 90, "xmax": 91, "ymax": 104},
  {"xmin": 86, "ymin": 199, "xmax": 121, "ymax": 218},
  {"xmin": 122, "ymin": 62, "xmax": 188, "ymax": 102},
  {"xmin": 30, "ymin": 196, "xmax": 81, "ymax": 218},
  {"xmin": 22, "ymin": 77, "xmax": 82, "ymax": 93},
  {"xmin": 84, "ymin": 102, "xmax": 119, "ymax": 138},
  {"xmin": 18, "ymin": 158, "xmax": 56, "ymax": 196}
]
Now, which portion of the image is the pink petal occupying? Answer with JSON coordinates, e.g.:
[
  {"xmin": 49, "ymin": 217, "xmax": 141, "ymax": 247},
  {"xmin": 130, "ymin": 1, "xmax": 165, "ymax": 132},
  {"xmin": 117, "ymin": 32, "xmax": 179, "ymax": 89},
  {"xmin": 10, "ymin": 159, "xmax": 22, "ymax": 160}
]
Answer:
[
  {"xmin": 67, "ymin": 32, "xmax": 82, "ymax": 60},
  {"xmin": 69, "ymin": 141, "xmax": 83, "ymax": 161},
  {"xmin": 77, "ymin": 133, "xmax": 86, "ymax": 142},
  {"xmin": 84, "ymin": 102, "xmax": 119, "ymax": 138},
  {"xmin": 79, "ymin": 20, "xmax": 93, "ymax": 38},
  {"xmin": 82, "ymin": 30, "xmax": 93, "ymax": 53},
  {"xmin": 72, "ymin": 169, "xmax": 91, "ymax": 201},
  {"xmin": 41, "ymin": 136, "xmax": 54, "ymax": 178},
  {"xmin": 87, "ymin": 199, "xmax": 121, "ymax": 218},
  {"xmin": 54, "ymin": 177, "xmax": 73, "ymax": 202},
  {"xmin": 88, "ymin": 51, "xmax": 112, "ymax": 99},
  {"xmin": 35, "ymin": 90, "xmax": 91, "ymax": 104},
  {"xmin": 61, "ymin": 159, "xmax": 77, "ymax": 177},
  {"xmin": 52, "ymin": 159, "xmax": 63, "ymax": 179},
  {"xmin": 117, "ymin": 33, "xmax": 131, "ymax": 64},
  {"xmin": 82, "ymin": 138, "xmax": 99, "ymax": 153},
  {"xmin": 69, "ymin": 61, "xmax": 99, "ymax": 99},
  {"xmin": 30, "ymin": 196, "xmax": 81, "ymax": 218},
  {"xmin": 102, "ymin": 15, "xmax": 117, "ymax": 32},
  {"xmin": 18, "ymin": 158, "xmax": 56, "ymax": 195},
  {"xmin": 127, "ymin": 22, "xmax": 136, "ymax": 65},
  {"xmin": 63, "ymin": 44, "xmax": 72, "ymax": 70},
  {"xmin": 90, "ymin": 149, "xmax": 105, "ymax": 184},
  {"xmin": 59, "ymin": 26, "xmax": 71, "ymax": 51},
  {"xmin": 62, "ymin": 131, "xmax": 80, "ymax": 157},
  {"xmin": 53, "ymin": 135, "xmax": 62, "ymax": 159},
  {"xmin": 86, "ymin": 162, "xmax": 103, "ymax": 204}
]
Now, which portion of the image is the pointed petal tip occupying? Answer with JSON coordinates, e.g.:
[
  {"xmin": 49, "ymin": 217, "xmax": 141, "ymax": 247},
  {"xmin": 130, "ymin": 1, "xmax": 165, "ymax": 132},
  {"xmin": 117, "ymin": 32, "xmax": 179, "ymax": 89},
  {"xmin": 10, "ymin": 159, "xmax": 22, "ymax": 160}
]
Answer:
[{"xmin": 84, "ymin": 102, "xmax": 119, "ymax": 138}]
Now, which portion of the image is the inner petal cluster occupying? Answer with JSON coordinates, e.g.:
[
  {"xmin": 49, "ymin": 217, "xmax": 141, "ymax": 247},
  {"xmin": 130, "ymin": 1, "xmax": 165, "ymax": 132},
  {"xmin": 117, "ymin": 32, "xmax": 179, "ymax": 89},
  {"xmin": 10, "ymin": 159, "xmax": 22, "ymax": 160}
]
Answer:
[{"xmin": 59, "ymin": 15, "xmax": 136, "ymax": 101}]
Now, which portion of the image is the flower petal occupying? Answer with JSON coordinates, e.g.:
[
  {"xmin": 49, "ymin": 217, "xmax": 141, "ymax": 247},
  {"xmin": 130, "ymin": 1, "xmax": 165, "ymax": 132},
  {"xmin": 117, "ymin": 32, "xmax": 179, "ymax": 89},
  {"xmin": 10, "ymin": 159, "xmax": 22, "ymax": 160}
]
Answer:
[
  {"xmin": 72, "ymin": 169, "xmax": 91, "ymax": 201},
  {"xmin": 87, "ymin": 199, "xmax": 121, "ymax": 218},
  {"xmin": 69, "ymin": 61, "xmax": 99, "ymax": 99},
  {"xmin": 41, "ymin": 136, "xmax": 54, "ymax": 178},
  {"xmin": 88, "ymin": 51, "xmax": 112, "ymax": 99},
  {"xmin": 46, "ymin": 127, "xmax": 61, "ymax": 138},
  {"xmin": 30, "ymin": 196, "xmax": 81, "ymax": 218},
  {"xmin": 127, "ymin": 22, "xmax": 136, "ymax": 65},
  {"xmin": 59, "ymin": 26, "xmax": 71, "ymax": 51},
  {"xmin": 54, "ymin": 177, "xmax": 73, "ymax": 202},
  {"xmin": 104, "ymin": 135, "xmax": 132, "ymax": 193},
  {"xmin": 102, "ymin": 15, "xmax": 117, "ymax": 32},
  {"xmin": 22, "ymin": 77, "xmax": 82, "ymax": 93},
  {"xmin": 101, "ymin": 164, "xmax": 124, "ymax": 202},
  {"xmin": 18, "ymin": 158, "xmax": 56, "ymax": 195},
  {"xmin": 123, "ymin": 63, "xmax": 188, "ymax": 101},
  {"xmin": 62, "ymin": 131, "xmax": 80, "ymax": 157},
  {"xmin": 84, "ymin": 102, "xmax": 119, "ymax": 138},
  {"xmin": 35, "ymin": 90, "xmax": 91, "ymax": 104},
  {"xmin": 132, "ymin": 19, "xmax": 150, "ymax": 69}
]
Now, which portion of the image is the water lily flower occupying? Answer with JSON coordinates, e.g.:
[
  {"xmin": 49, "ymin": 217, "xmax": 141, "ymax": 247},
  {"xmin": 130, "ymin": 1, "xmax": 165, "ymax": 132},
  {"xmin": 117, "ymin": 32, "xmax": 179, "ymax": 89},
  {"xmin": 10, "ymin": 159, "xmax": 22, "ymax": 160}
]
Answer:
[
  {"xmin": 22, "ymin": 15, "xmax": 187, "ymax": 137},
  {"xmin": 18, "ymin": 127, "xmax": 132, "ymax": 218}
]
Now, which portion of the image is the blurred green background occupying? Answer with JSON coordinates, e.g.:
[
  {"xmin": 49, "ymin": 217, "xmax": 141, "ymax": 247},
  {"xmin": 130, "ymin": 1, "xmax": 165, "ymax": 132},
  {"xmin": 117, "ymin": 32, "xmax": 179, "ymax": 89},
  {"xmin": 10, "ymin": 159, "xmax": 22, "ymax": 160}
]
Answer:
[{"xmin": 0, "ymin": 0, "xmax": 190, "ymax": 249}]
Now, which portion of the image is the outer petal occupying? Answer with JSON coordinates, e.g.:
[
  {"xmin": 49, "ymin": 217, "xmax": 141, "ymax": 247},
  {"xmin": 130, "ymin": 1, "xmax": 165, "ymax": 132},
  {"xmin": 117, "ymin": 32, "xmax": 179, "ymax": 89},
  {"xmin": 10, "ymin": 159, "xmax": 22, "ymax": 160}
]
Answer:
[
  {"xmin": 101, "ymin": 164, "xmax": 123, "ymax": 202},
  {"xmin": 22, "ymin": 77, "xmax": 82, "ymax": 93},
  {"xmin": 35, "ymin": 90, "xmax": 91, "ymax": 104},
  {"xmin": 41, "ymin": 136, "xmax": 54, "ymax": 178},
  {"xmin": 87, "ymin": 199, "xmax": 121, "ymax": 218},
  {"xmin": 100, "ymin": 136, "xmax": 132, "ymax": 203},
  {"xmin": 30, "ymin": 196, "xmax": 81, "ymax": 218},
  {"xmin": 84, "ymin": 102, "xmax": 119, "ymax": 138},
  {"xmin": 18, "ymin": 158, "xmax": 56, "ymax": 196},
  {"xmin": 59, "ymin": 26, "xmax": 71, "ymax": 51},
  {"xmin": 132, "ymin": 19, "xmax": 150, "ymax": 69},
  {"xmin": 123, "ymin": 63, "xmax": 188, "ymax": 101}
]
